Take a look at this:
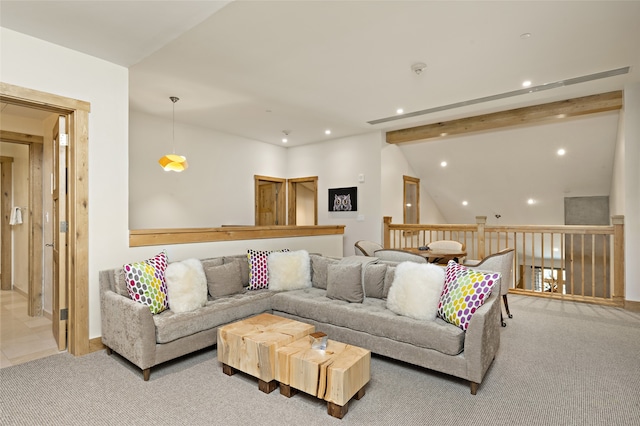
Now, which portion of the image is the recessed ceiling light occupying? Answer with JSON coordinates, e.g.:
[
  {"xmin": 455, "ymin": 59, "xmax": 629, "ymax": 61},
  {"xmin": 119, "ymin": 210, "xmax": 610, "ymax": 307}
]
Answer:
[
  {"xmin": 557, "ymin": 148, "xmax": 566, "ymax": 156},
  {"xmin": 522, "ymin": 80, "xmax": 532, "ymax": 88},
  {"xmin": 462, "ymin": 201, "xmax": 468, "ymax": 206},
  {"xmin": 528, "ymin": 198, "xmax": 535, "ymax": 205},
  {"xmin": 396, "ymin": 108, "xmax": 404, "ymax": 114},
  {"xmin": 325, "ymin": 129, "xmax": 331, "ymax": 135},
  {"xmin": 440, "ymin": 161, "xmax": 447, "ymax": 167},
  {"xmin": 282, "ymin": 138, "xmax": 288, "ymax": 143}
]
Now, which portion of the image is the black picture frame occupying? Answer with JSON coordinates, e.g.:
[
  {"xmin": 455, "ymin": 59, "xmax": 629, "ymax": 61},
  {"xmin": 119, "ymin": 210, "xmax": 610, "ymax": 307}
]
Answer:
[{"xmin": 328, "ymin": 187, "xmax": 357, "ymax": 212}]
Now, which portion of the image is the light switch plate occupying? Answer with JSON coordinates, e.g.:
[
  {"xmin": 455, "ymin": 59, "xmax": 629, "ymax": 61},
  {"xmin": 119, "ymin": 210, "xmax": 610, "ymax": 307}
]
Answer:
[{"xmin": 358, "ymin": 173, "xmax": 365, "ymax": 183}]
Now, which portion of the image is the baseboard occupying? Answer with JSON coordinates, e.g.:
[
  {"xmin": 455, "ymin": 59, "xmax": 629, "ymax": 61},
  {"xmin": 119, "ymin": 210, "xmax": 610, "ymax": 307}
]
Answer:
[
  {"xmin": 624, "ymin": 300, "xmax": 640, "ymax": 312},
  {"xmin": 43, "ymin": 310, "xmax": 52, "ymax": 320},
  {"xmin": 89, "ymin": 337, "xmax": 106, "ymax": 353},
  {"xmin": 12, "ymin": 286, "xmax": 28, "ymax": 298}
]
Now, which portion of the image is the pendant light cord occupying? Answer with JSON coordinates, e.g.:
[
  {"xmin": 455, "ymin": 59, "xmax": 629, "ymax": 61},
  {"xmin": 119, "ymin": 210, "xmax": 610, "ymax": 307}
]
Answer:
[{"xmin": 170, "ymin": 96, "xmax": 179, "ymax": 154}]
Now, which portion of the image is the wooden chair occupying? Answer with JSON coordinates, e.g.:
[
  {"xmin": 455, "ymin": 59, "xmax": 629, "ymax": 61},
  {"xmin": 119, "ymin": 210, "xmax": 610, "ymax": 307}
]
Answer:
[
  {"xmin": 354, "ymin": 240, "xmax": 383, "ymax": 256},
  {"xmin": 464, "ymin": 248, "xmax": 515, "ymax": 327}
]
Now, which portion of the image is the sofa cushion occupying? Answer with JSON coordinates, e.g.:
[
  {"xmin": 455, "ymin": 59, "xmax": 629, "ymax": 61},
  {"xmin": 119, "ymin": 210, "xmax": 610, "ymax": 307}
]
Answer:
[
  {"xmin": 205, "ymin": 262, "xmax": 244, "ymax": 298},
  {"xmin": 326, "ymin": 263, "xmax": 363, "ymax": 303},
  {"xmin": 310, "ymin": 254, "xmax": 340, "ymax": 289},
  {"xmin": 386, "ymin": 262, "xmax": 445, "ymax": 321},
  {"xmin": 201, "ymin": 257, "xmax": 224, "ymax": 269},
  {"xmin": 153, "ymin": 290, "xmax": 274, "ymax": 344},
  {"xmin": 363, "ymin": 263, "xmax": 387, "ymax": 299},
  {"xmin": 165, "ymin": 259, "xmax": 208, "ymax": 313},
  {"xmin": 223, "ymin": 256, "xmax": 250, "ymax": 286},
  {"xmin": 123, "ymin": 250, "xmax": 169, "ymax": 314},
  {"xmin": 271, "ymin": 288, "xmax": 464, "ymax": 356},
  {"xmin": 268, "ymin": 250, "xmax": 312, "ymax": 291},
  {"xmin": 247, "ymin": 249, "xmax": 289, "ymax": 290},
  {"xmin": 437, "ymin": 260, "xmax": 499, "ymax": 331}
]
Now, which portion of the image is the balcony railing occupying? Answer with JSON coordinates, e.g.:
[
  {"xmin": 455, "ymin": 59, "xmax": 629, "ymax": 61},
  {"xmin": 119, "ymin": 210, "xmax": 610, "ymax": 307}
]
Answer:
[{"xmin": 383, "ymin": 216, "xmax": 625, "ymax": 307}]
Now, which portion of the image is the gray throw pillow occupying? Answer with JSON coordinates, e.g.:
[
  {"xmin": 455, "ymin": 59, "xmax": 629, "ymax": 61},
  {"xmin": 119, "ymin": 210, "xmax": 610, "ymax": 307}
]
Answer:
[
  {"xmin": 383, "ymin": 266, "xmax": 396, "ymax": 299},
  {"xmin": 326, "ymin": 263, "xmax": 363, "ymax": 303},
  {"xmin": 310, "ymin": 255, "xmax": 340, "ymax": 289},
  {"xmin": 223, "ymin": 256, "xmax": 250, "ymax": 287},
  {"xmin": 364, "ymin": 263, "xmax": 387, "ymax": 299},
  {"xmin": 205, "ymin": 262, "xmax": 244, "ymax": 298}
]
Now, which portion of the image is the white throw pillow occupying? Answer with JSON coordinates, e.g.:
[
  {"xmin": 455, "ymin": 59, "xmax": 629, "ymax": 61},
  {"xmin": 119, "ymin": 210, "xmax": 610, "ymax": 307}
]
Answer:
[
  {"xmin": 268, "ymin": 250, "xmax": 312, "ymax": 291},
  {"xmin": 165, "ymin": 258, "xmax": 208, "ymax": 313},
  {"xmin": 386, "ymin": 261, "xmax": 445, "ymax": 321}
]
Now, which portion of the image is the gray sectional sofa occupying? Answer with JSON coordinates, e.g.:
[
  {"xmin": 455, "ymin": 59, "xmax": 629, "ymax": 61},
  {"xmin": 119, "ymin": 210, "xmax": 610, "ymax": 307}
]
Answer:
[{"xmin": 99, "ymin": 253, "xmax": 501, "ymax": 394}]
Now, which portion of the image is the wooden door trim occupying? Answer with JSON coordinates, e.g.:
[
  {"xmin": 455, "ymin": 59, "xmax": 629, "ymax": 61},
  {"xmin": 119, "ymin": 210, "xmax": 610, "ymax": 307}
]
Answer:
[
  {"xmin": 287, "ymin": 176, "xmax": 318, "ymax": 226},
  {"xmin": 0, "ymin": 132, "xmax": 44, "ymax": 315},
  {"xmin": 1, "ymin": 82, "xmax": 90, "ymax": 356}
]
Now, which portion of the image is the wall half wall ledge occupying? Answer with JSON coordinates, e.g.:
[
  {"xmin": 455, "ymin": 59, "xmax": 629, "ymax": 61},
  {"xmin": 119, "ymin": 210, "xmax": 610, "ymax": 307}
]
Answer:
[{"xmin": 129, "ymin": 225, "xmax": 346, "ymax": 248}]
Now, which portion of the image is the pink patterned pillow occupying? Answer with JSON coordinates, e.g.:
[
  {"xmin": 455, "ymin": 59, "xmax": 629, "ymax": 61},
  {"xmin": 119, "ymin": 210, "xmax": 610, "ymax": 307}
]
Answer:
[
  {"xmin": 123, "ymin": 251, "xmax": 169, "ymax": 314},
  {"xmin": 247, "ymin": 249, "xmax": 289, "ymax": 290},
  {"xmin": 437, "ymin": 260, "xmax": 499, "ymax": 331}
]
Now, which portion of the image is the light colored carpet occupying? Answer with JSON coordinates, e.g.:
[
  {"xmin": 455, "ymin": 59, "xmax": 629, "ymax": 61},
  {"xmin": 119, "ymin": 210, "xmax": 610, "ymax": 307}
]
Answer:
[{"xmin": 1, "ymin": 295, "xmax": 639, "ymax": 425}]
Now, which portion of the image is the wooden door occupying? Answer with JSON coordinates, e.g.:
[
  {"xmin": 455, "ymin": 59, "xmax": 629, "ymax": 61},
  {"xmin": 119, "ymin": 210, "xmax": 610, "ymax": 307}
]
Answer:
[
  {"xmin": 254, "ymin": 175, "xmax": 286, "ymax": 226},
  {"xmin": 52, "ymin": 115, "xmax": 67, "ymax": 351}
]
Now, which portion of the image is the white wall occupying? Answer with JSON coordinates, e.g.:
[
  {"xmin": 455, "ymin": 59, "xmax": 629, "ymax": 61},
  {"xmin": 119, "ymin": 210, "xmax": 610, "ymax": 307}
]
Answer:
[
  {"xmin": 129, "ymin": 110, "xmax": 288, "ymax": 228},
  {"xmin": 621, "ymin": 83, "xmax": 640, "ymax": 302},
  {"xmin": 381, "ymin": 143, "xmax": 446, "ymax": 226},
  {"xmin": 0, "ymin": 27, "xmax": 344, "ymax": 339},
  {"xmin": 287, "ymin": 132, "xmax": 383, "ymax": 255},
  {"xmin": 1, "ymin": 27, "xmax": 130, "ymax": 337}
]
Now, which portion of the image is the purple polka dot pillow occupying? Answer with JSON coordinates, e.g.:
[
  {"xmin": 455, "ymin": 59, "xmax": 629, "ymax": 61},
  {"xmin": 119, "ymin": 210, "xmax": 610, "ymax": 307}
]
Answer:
[
  {"xmin": 247, "ymin": 249, "xmax": 289, "ymax": 290},
  {"xmin": 123, "ymin": 250, "xmax": 169, "ymax": 314},
  {"xmin": 437, "ymin": 260, "xmax": 499, "ymax": 331}
]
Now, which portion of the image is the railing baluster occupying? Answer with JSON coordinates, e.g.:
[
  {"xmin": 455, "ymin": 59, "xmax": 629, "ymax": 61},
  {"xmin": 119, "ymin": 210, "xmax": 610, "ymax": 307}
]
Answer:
[{"xmin": 380, "ymin": 216, "xmax": 623, "ymax": 307}]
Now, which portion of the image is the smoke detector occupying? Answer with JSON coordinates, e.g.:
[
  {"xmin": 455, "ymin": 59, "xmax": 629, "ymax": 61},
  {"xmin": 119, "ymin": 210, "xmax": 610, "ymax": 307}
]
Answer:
[{"xmin": 411, "ymin": 62, "xmax": 427, "ymax": 75}]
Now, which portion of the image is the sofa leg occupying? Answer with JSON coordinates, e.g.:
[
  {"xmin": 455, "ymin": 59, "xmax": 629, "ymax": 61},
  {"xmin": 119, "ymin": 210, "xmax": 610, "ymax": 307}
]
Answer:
[
  {"xmin": 503, "ymin": 294, "xmax": 513, "ymax": 318},
  {"xmin": 105, "ymin": 347, "xmax": 112, "ymax": 355},
  {"xmin": 501, "ymin": 312, "xmax": 506, "ymax": 327},
  {"xmin": 143, "ymin": 368, "xmax": 150, "ymax": 381},
  {"xmin": 470, "ymin": 382, "xmax": 479, "ymax": 395}
]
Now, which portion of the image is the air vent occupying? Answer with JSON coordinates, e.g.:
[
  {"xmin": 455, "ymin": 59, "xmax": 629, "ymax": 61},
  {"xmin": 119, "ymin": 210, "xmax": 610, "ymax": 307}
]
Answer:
[{"xmin": 368, "ymin": 66, "xmax": 630, "ymax": 125}]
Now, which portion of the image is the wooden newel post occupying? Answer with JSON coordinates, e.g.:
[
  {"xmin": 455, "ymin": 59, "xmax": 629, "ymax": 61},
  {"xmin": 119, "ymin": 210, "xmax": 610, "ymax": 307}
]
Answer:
[
  {"xmin": 476, "ymin": 216, "xmax": 487, "ymax": 260},
  {"xmin": 383, "ymin": 216, "xmax": 392, "ymax": 249},
  {"xmin": 611, "ymin": 215, "xmax": 625, "ymax": 306}
]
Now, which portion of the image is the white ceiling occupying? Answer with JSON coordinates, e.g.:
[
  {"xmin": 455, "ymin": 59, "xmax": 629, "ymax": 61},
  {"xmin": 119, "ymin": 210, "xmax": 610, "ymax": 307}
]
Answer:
[{"xmin": 1, "ymin": 0, "xmax": 638, "ymax": 225}]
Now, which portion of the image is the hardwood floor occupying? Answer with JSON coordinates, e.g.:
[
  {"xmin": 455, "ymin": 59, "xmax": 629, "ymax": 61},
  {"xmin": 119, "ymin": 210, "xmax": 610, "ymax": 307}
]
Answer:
[{"xmin": 0, "ymin": 289, "xmax": 62, "ymax": 368}]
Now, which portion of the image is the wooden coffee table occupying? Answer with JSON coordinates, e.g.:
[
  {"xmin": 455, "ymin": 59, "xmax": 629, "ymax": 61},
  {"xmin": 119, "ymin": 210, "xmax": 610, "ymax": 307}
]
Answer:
[
  {"xmin": 217, "ymin": 313, "xmax": 314, "ymax": 393},
  {"xmin": 276, "ymin": 337, "xmax": 371, "ymax": 419}
]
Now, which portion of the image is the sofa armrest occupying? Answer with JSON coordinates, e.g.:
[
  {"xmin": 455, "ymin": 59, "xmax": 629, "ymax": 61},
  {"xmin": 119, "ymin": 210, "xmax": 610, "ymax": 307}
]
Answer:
[
  {"xmin": 100, "ymin": 284, "xmax": 157, "ymax": 371},
  {"xmin": 463, "ymin": 289, "xmax": 501, "ymax": 384}
]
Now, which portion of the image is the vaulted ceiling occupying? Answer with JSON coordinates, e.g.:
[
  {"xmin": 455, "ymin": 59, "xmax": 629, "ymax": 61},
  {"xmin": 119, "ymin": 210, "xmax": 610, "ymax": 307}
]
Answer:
[{"xmin": 2, "ymin": 0, "xmax": 638, "ymax": 225}]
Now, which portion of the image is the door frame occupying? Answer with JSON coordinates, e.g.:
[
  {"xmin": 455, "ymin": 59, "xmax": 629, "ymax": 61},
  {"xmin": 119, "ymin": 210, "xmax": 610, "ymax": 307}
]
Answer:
[
  {"xmin": 0, "ymin": 132, "xmax": 44, "ymax": 316},
  {"xmin": 287, "ymin": 176, "xmax": 318, "ymax": 225},
  {"xmin": 0, "ymin": 82, "xmax": 91, "ymax": 356}
]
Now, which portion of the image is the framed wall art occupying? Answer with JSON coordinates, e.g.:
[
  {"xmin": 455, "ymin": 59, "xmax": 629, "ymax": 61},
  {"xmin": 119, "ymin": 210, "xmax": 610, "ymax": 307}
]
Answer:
[{"xmin": 328, "ymin": 187, "xmax": 357, "ymax": 212}]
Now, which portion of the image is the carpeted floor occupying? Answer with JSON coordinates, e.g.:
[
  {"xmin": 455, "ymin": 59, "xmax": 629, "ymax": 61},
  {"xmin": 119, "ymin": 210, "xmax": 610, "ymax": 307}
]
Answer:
[{"xmin": 1, "ymin": 295, "xmax": 639, "ymax": 425}]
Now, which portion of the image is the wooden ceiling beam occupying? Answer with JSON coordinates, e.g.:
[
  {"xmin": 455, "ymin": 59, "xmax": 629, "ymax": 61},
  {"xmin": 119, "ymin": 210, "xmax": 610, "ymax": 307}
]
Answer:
[{"xmin": 385, "ymin": 91, "xmax": 623, "ymax": 144}]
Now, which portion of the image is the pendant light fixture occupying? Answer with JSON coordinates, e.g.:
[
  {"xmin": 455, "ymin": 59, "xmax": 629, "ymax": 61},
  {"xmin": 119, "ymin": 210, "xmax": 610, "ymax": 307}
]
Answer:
[{"xmin": 158, "ymin": 96, "xmax": 188, "ymax": 172}]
